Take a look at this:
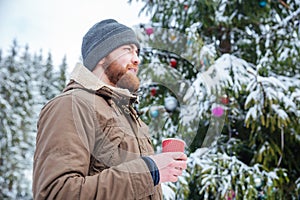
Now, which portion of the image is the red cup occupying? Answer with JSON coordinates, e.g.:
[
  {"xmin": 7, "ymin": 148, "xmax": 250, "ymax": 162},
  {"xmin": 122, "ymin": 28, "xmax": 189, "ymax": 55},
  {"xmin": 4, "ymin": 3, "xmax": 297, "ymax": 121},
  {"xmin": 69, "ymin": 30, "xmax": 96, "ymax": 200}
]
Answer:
[{"xmin": 162, "ymin": 138, "xmax": 186, "ymax": 153}]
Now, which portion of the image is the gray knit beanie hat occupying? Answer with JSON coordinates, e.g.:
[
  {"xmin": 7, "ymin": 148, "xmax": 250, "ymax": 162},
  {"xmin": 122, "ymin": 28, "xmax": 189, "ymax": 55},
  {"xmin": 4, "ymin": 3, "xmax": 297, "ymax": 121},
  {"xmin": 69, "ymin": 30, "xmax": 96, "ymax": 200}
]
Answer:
[{"xmin": 81, "ymin": 19, "xmax": 140, "ymax": 71}]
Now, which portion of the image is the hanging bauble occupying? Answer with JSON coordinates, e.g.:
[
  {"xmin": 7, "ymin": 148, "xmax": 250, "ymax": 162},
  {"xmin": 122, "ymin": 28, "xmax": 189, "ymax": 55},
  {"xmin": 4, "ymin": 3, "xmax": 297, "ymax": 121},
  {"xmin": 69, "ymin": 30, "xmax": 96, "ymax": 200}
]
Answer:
[
  {"xmin": 184, "ymin": 4, "xmax": 189, "ymax": 11},
  {"xmin": 145, "ymin": 27, "xmax": 154, "ymax": 36},
  {"xmin": 212, "ymin": 106, "xmax": 224, "ymax": 117},
  {"xmin": 226, "ymin": 190, "xmax": 236, "ymax": 200},
  {"xmin": 200, "ymin": 60, "xmax": 204, "ymax": 66},
  {"xmin": 149, "ymin": 108, "xmax": 159, "ymax": 118},
  {"xmin": 221, "ymin": 95, "xmax": 229, "ymax": 104},
  {"xmin": 170, "ymin": 34, "xmax": 176, "ymax": 41},
  {"xmin": 164, "ymin": 96, "xmax": 178, "ymax": 112},
  {"xmin": 170, "ymin": 58, "xmax": 177, "ymax": 68},
  {"xmin": 259, "ymin": 0, "xmax": 267, "ymax": 7},
  {"xmin": 150, "ymin": 88, "xmax": 157, "ymax": 96},
  {"xmin": 187, "ymin": 39, "xmax": 192, "ymax": 47},
  {"xmin": 203, "ymin": 56, "xmax": 209, "ymax": 66}
]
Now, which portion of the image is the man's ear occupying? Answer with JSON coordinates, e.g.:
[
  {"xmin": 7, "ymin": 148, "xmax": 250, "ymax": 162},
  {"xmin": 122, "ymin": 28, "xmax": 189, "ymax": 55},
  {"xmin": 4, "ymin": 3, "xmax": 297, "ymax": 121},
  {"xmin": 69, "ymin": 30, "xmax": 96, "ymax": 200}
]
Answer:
[
  {"xmin": 92, "ymin": 58, "xmax": 105, "ymax": 75},
  {"xmin": 99, "ymin": 57, "xmax": 106, "ymax": 65},
  {"xmin": 93, "ymin": 58, "xmax": 106, "ymax": 72}
]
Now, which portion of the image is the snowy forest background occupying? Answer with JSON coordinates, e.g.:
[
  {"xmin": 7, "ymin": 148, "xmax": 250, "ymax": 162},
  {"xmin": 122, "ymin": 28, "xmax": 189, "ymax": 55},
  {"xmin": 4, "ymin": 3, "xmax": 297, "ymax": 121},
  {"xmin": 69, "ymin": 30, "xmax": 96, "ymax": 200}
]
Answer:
[{"xmin": 1, "ymin": 0, "xmax": 300, "ymax": 199}]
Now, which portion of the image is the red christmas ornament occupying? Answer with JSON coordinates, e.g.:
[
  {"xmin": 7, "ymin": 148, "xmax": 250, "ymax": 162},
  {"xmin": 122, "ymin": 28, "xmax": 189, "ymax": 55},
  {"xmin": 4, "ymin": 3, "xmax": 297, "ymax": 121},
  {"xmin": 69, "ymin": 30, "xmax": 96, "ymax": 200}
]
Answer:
[
  {"xmin": 150, "ymin": 88, "xmax": 157, "ymax": 96},
  {"xmin": 170, "ymin": 58, "xmax": 177, "ymax": 68},
  {"xmin": 221, "ymin": 95, "xmax": 229, "ymax": 104},
  {"xmin": 145, "ymin": 27, "xmax": 154, "ymax": 36},
  {"xmin": 184, "ymin": 4, "xmax": 189, "ymax": 11}
]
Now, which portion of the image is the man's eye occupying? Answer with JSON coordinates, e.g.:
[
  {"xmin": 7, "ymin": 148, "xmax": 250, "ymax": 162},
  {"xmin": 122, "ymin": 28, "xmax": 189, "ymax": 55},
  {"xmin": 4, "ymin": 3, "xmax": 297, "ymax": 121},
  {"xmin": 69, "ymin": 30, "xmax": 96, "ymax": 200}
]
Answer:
[{"xmin": 124, "ymin": 47, "xmax": 132, "ymax": 52}]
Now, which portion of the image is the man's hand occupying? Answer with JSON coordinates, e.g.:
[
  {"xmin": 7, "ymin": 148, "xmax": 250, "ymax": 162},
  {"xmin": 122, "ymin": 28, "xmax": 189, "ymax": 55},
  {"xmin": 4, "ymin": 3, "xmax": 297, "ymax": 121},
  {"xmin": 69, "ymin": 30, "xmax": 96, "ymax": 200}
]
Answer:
[{"xmin": 149, "ymin": 152, "xmax": 187, "ymax": 183}]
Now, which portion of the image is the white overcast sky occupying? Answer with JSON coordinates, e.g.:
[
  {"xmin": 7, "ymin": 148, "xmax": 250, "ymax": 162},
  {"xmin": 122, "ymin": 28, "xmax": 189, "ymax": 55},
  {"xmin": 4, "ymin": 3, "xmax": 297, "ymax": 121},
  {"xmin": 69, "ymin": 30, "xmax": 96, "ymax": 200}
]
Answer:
[{"xmin": 0, "ymin": 0, "xmax": 150, "ymax": 71}]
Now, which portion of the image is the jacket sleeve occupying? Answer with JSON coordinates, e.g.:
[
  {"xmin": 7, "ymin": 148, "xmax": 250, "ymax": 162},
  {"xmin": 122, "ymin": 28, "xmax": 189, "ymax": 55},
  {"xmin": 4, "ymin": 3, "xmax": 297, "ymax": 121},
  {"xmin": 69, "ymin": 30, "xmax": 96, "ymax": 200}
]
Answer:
[{"xmin": 33, "ymin": 94, "xmax": 156, "ymax": 200}]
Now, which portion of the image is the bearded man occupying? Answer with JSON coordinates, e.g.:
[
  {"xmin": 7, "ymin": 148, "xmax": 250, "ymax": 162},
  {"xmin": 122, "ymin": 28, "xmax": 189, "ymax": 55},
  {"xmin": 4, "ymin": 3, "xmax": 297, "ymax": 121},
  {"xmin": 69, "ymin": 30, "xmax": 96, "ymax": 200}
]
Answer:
[{"xmin": 32, "ymin": 19, "xmax": 187, "ymax": 200}]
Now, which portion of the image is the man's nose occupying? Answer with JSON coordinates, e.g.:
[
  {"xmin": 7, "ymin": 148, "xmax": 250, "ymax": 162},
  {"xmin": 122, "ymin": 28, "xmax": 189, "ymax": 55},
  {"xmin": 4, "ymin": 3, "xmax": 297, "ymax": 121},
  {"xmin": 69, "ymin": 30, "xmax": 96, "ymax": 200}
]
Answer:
[{"xmin": 132, "ymin": 52, "xmax": 140, "ymax": 65}]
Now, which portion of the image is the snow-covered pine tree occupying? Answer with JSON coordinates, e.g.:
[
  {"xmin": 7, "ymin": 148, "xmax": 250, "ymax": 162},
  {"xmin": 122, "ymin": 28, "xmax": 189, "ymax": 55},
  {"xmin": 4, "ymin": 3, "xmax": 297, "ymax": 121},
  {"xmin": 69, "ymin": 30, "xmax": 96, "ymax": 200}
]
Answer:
[
  {"xmin": 0, "ymin": 40, "xmax": 34, "ymax": 199},
  {"xmin": 130, "ymin": 0, "xmax": 300, "ymax": 198},
  {"xmin": 38, "ymin": 53, "xmax": 59, "ymax": 101},
  {"xmin": 55, "ymin": 55, "xmax": 68, "ymax": 93},
  {"xmin": 0, "ymin": 41, "xmax": 68, "ymax": 199}
]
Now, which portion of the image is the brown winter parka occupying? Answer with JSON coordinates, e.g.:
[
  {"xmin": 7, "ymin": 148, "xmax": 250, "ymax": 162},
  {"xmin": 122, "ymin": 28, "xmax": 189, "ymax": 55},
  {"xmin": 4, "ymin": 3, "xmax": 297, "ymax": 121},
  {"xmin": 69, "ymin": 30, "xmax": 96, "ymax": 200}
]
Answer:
[{"xmin": 33, "ymin": 63, "xmax": 163, "ymax": 200}]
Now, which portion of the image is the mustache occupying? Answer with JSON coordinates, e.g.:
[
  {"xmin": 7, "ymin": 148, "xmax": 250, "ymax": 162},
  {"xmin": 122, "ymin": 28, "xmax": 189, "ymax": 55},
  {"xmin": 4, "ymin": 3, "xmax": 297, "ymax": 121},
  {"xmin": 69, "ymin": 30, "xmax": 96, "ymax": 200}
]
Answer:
[{"xmin": 125, "ymin": 63, "xmax": 138, "ymax": 71}]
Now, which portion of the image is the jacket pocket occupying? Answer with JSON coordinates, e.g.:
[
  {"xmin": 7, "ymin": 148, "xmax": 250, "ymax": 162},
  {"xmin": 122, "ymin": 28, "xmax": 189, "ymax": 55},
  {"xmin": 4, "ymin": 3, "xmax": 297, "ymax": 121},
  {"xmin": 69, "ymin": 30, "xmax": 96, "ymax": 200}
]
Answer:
[
  {"xmin": 138, "ymin": 133, "xmax": 155, "ymax": 156},
  {"xmin": 137, "ymin": 123, "xmax": 155, "ymax": 156},
  {"xmin": 93, "ymin": 126, "xmax": 125, "ymax": 168}
]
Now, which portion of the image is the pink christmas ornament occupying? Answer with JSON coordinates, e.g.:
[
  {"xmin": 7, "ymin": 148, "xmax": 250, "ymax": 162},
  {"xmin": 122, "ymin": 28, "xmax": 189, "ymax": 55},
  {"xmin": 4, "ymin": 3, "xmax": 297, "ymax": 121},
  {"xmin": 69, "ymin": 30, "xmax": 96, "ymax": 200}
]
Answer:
[
  {"xmin": 221, "ymin": 96, "xmax": 229, "ymax": 104},
  {"xmin": 145, "ymin": 27, "xmax": 154, "ymax": 36},
  {"xmin": 212, "ymin": 106, "xmax": 224, "ymax": 117}
]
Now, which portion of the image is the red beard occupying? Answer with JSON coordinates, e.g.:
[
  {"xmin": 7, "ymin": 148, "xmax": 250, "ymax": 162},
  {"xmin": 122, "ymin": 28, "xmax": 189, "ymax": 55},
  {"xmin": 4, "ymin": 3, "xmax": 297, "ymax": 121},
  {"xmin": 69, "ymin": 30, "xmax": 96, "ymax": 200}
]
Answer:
[{"xmin": 104, "ymin": 63, "xmax": 140, "ymax": 93}]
